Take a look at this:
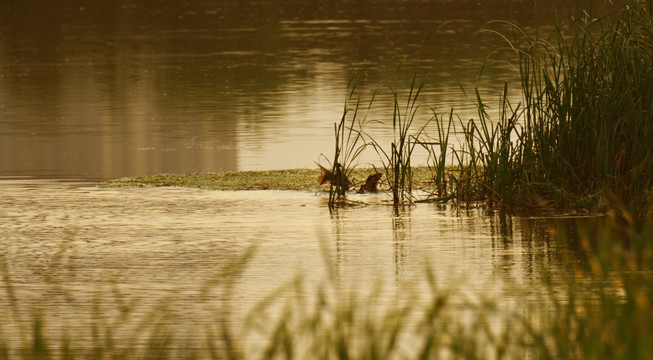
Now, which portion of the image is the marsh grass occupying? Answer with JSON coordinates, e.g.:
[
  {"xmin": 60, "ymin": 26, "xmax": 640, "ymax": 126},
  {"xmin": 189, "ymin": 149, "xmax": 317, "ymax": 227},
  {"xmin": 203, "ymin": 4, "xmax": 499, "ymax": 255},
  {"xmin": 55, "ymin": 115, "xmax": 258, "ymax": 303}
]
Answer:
[
  {"xmin": 4, "ymin": 214, "xmax": 653, "ymax": 358},
  {"xmin": 0, "ymin": 243, "xmax": 260, "ymax": 360},
  {"xmin": 440, "ymin": 84, "xmax": 525, "ymax": 208},
  {"xmin": 326, "ymin": 75, "xmax": 374, "ymax": 209},
  {"xmin": 363, "ymin": 70, "xmax": 434, "ymax": 211},
  {"xmin": 0, "ymin": 240, "xmax": 525, "ymax": 359},
  {"xmin": 466, "ymin": 0, "xmax": 653, "ymax": 213},
  {"xmin": 526, "ymin": 211, "xmax": 653, "ymax": 359},
  {"xmin": 322, "ymin": 0, "xmax": 652, "ymax": 213},
  {"xmin": 326, "ymin": 29, "xmax": 455, "ymax": 210},
  {"xmin": 243, "ymin": 265, "xmax": 521, "ymax": 359},
  {"xmin": 418, "ymin": 108, "xmax": 455, "ymax": 202}
]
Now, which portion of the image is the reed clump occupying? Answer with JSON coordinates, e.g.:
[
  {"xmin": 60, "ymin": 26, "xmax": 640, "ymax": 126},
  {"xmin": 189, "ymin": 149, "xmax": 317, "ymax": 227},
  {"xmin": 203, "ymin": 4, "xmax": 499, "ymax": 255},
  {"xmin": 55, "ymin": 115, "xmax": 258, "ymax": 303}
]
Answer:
[
  {"xmin": 365, "ymin": 71, "xmax": 433, "ymax": 211},
  {"xmin": 528, "ymin": 210, "xmax": 653, "ymax": 359},
  {"xmin": 325, "ymin": 74, "xmax": 372, "ymax": 209},
  {"xmin": 326, "ymin": 1, "xmax": 653, "ymax": 214},
  {"xmin": 460, "ymin": 0, "xmax": 653, "ymax": 212},
  {"xmin": 502, "ymin": 0, "xmax": 653, "ymax": 214}
]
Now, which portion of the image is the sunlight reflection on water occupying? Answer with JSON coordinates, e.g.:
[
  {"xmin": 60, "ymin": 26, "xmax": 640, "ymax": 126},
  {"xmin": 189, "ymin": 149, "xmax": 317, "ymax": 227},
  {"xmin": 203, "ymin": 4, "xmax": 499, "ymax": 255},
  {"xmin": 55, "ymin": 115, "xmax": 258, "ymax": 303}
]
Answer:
[
  {"xmin": 0, "ymin": 180, "xmax": 573, "ymax": 353},
  {"xmin": 0, "ymin": 1, "xmax": 612, "ymax": 179}
]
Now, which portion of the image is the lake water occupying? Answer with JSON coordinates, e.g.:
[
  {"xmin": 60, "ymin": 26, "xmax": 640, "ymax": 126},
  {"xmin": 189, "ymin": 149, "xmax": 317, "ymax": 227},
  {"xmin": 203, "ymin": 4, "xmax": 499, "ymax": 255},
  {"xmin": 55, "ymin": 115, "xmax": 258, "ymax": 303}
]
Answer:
[
  {"xmin": 0, "ymin": 0, "xmax": 616, "ymax": 179},
  {"xmin": 0, "ymin": 0, "xmax": 615, "ymax": 356},
  {"xmin": 0, "ymin": 179, "xmax": 587, "ymax": 356}
]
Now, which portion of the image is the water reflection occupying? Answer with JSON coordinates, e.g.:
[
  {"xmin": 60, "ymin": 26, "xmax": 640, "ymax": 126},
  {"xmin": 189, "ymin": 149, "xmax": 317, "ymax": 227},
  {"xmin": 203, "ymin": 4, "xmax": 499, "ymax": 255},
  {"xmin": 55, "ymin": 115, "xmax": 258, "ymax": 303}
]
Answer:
[
  {"xmin": 392, "ymin": 214, "xmax": 410, "ymax": 282},
  {"xmin": 326, "ymin": 195, "xmax": 570, "ymax": 296},
  {"xmin": 0, "ymin": 0, "xmax": 618, "ymax": 179},
  {"xmin": 0, "ymin": 180, "xmax": 597, "ymax": 354}
]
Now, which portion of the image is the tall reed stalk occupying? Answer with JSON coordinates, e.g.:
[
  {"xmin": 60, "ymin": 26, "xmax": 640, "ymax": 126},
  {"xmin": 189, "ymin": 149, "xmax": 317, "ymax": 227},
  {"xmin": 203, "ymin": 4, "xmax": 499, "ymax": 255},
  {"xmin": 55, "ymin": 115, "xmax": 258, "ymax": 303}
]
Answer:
[
  {"xmin": 366, "ymin": 71, "xmax": 432, "ymax": 211},
  {"xmin": 420, "ymin": 107, "xmax": 455, "ymax": 200},
  {"xmin": 327, "ymin": 75, "xmax": 371, "ymax": 209}
]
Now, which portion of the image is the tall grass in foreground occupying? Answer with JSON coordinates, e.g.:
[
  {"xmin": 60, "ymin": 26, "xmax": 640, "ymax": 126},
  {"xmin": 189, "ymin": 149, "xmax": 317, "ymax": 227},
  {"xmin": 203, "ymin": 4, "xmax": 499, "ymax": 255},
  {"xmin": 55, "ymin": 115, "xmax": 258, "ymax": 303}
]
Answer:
[
  {"xmin": 2, "ymin": 215, "xmax": 653, "ymax": 359},
  {"xmin": 528, "ymin": 211, "xmax": 653, "ymax": 359}
]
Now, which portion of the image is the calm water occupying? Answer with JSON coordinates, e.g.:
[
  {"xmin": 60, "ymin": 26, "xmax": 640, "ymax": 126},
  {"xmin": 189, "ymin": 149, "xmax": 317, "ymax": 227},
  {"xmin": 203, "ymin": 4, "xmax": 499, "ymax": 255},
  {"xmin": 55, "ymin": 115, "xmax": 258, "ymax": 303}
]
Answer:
[
  {"xmin": 0, "ymin": 0, "xmax": 613, "ymax": 355},
  {"xmin": 0, "ymin": 0, "xmax": 616, "ymax": 179},
  {"xmin": 0, "ymin": 180, "xmax": 580, "ymax": 355}
]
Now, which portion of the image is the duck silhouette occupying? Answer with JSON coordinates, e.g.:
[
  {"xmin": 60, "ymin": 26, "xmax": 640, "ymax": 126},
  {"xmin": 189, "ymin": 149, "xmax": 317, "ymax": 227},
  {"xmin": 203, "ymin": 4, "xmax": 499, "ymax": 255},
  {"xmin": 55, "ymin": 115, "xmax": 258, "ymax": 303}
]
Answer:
[
  {"xmin": 357, "ymin": 172, "xmax": 383, "ymax": 193},
  {"xmin": 316, "ymin": 162, "xmax": 351, "ymax": 191}
]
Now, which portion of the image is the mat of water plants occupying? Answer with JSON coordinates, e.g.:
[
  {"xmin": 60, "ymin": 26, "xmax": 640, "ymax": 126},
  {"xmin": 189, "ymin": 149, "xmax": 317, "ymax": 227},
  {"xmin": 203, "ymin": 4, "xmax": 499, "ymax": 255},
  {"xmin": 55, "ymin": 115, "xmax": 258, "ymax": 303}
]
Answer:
[{"xmin": 103, "ymin": 167, "xmax": 436, "ymax": 192}]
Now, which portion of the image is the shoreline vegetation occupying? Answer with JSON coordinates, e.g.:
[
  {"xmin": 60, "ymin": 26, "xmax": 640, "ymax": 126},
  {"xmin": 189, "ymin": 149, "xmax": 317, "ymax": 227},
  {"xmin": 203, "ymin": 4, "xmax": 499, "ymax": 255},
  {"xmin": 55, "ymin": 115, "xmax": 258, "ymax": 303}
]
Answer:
[
  {"xmin": 107, "ymin": 0, "xmax": 653, "ymax": 216},
  {"xmin": 325, "ymin": 0, "xmax": 652, "ymax": 215}
]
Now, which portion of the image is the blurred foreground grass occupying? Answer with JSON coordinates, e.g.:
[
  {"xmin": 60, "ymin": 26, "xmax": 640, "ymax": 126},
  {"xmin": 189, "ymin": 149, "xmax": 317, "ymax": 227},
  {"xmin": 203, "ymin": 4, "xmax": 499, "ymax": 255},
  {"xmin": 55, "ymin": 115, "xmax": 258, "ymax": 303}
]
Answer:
[{"xmin": 2, "ymin": 213, "xmax": 653, "ymax": 359}]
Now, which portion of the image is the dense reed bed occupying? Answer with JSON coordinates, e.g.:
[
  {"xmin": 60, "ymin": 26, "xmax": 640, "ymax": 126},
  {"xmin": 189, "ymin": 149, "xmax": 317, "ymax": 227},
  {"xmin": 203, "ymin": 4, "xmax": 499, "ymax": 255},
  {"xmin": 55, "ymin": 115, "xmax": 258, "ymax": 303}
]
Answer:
[
  {"xmin": 328, "ymin": 0, "xmax": 653, "ymax": 215},
  {"xmin": 497, "ymin": 0, "xmax": 653, "ymax": 214}
]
